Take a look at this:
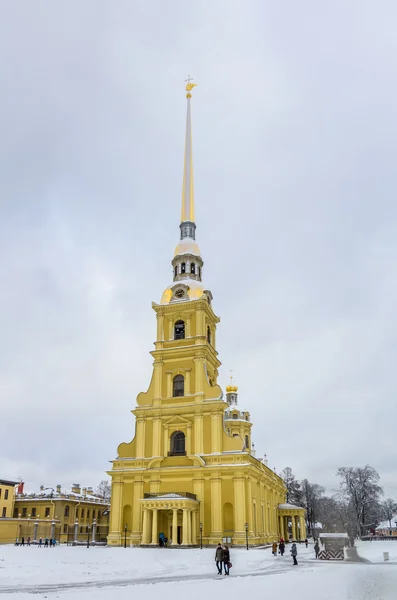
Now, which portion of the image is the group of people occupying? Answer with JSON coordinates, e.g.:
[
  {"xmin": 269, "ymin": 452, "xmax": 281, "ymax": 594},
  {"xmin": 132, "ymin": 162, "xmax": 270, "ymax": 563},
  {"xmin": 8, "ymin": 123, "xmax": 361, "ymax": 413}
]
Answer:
[
  {"xmin": 15, "ymin": 537, "xmax": 56, "ymax": 547},
  {"xmin": 271, "ymin": 538, "xmax": 310, "ymax": 565},
  {"xmin": 215, "ymin": 543, "xmax": 231, "ymax": 575}
]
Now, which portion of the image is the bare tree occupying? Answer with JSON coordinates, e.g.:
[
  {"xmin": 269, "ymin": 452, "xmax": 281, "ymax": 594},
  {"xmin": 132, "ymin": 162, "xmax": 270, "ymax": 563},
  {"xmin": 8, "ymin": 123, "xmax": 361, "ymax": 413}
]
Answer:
[
  {"xmin": 281, "ymin": 467, "xmax": 302, "ymax": 505},
  {"xmin": 381, "ymin": 498, "xmax": 397, "ymax": 529},
  {"xmin": 299, "ymin": 479, "xmax": 324, "ymax": 536},
  {"xmin": 95, "ymin": 480, "xmax": 111, "ymax": 501},
  {"xmin": 337, "ymin": 465, "xmax": 382, "ymax": 537}
]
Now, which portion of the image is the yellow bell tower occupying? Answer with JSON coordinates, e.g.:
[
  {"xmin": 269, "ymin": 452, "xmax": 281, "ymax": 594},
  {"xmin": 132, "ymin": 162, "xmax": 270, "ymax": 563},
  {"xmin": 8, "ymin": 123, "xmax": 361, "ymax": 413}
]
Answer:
[{"xmin": 107, "ymin": 81, "xmax": 305, "ymax": 547}]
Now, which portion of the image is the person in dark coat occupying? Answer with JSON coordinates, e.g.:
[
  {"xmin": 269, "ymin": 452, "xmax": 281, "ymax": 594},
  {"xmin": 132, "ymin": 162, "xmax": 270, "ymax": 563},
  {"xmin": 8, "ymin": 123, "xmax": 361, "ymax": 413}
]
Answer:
[
  {"xmin": 215, "ymin": 543, "xmax": 225, "ymax": 574},
  {"xmin": 290, "ymin": 542, "xmax": 298, "ymax": 565},
  {"xmin": 21, "ymin": 537, "xmax": 25, "ymax": 546},
  {"xmin": 223, "ymin": 545, "xmax": 230, "ymax": 575},
  {"xmin": 314, "ymin": 541, "xmax": 320, "ymax": 559},
  {"xmin": 305, "ymin": 538, "xmax": 308, "ymax": 548},
  {"xmin": 279, "ymin": 541, "xmax": 285, "ymax": 556}
]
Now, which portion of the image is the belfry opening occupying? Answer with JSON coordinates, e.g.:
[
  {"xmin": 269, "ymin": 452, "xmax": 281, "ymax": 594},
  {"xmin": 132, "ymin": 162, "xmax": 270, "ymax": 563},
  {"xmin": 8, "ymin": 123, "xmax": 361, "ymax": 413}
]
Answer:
[{"xmin": 107, "ymin": 80, "xmax": 305, "ymax": 547}]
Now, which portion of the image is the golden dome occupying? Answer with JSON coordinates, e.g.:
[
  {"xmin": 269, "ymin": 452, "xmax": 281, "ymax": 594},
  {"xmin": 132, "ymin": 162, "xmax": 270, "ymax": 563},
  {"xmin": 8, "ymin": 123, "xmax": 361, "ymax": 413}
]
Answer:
[{"xmin": 226, "ymin": 385, "xmax": 238, "ymax": 393}]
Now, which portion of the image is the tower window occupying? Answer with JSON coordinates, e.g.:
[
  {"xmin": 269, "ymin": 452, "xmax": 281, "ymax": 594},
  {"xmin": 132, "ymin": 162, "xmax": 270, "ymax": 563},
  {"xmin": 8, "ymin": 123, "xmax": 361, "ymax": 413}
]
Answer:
[
  {"xmin": 181, "ymin": 262, "xmax": 186, "ymax": 273},
  {"xmin": 170, "ymin": 431, "xmax": 186, "ymax": 456},
  {"xmin": 173, "ymin": 374, "xmax": 184, "ymax": 397},
  {"xmin": 207, "ymin": 326, "xmax": 211, "ymax": 344},
  {"xmin": 64, "ymin": 505, "xmax": 70, "ymax": 517},
  {"xmin": 174, "ymin": 320, "xmax": 185, "ymax": 340},
  {"xmin": 190, "ymin": 263, "xmax": 196, "ymax": 274},
  {"xmin": 245, "ymin": 435, "xmax": 249, "ymax": 450},
  {"xmin": 174, "ymin": 266, "xmax": 177, "ymax": 277},
  {"xmin": 198, "ymin": 266, "xmax": 201, "ymax": 278}
]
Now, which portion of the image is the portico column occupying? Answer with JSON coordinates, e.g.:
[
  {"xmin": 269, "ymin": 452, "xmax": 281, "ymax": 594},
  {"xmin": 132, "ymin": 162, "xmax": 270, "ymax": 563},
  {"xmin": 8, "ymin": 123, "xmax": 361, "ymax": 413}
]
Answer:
[
  {"xmin": 284, "ymin": 516, "xmax": 288, "ymax": 540},
  {"xmin": 187, "ymin": 510, "xmax": 192, "ymax": 545},
  {"xmin": 91, "ymin": 520, "xmax": 97, "ymax": 545},
  {"xmin": 151, "ymin": 509, "xmax": 158, "ymax": 545},
  {"xmin": 182, "ymin": 509, "xmax": 189, "ymax": 546},
  {"xmin": 192, "ymin": 511, "xmax": 197, "ymax": 546},
  {"xmin": 142, "ymin": 509, "xmax": 150, "ymax": 545},
  {"xmin": 291, "ymin": 515, "xmax": 297, "ymax": 540},
  {"xmin": 73, "ymin": 520, "xmax": 79, "ymax": 544},
  {"xmin": 278, "ymin": 515, "xmax": 283, "ymax": 540},
  {"xmin": 300, "ymin": 516, "xmax": 306, "ymax": 540},
  {"xmin": 33, "ymin": 520, "xmax": 38, "ymax": 543},
  {"xmin": 172, "ymin": 509, "xmax": 178, "ymax": 545}
]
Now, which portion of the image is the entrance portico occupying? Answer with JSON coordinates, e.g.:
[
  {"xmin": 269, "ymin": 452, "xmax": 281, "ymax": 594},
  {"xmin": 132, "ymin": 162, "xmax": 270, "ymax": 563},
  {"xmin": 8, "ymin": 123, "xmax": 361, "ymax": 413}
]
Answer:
[
  {"xmin": 277, "ymin": 503, "xmax": 306, "ymax": 541},
  {"xmin": 141, "ymin": 493, "xmax": 199, "ymax": 546}
]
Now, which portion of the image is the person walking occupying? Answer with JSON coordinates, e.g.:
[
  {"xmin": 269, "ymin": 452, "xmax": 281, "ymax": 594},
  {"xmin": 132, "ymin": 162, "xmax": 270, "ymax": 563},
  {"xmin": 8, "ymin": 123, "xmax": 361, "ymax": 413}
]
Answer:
[
  {"xmin": 304, "ymin": 538, "xmax": 308, "ymax": 548},
  {"xmin": 290, "ymin": 542, "xmax": 298, "ymax": 565},
  {"xmin": 27, "ymin": 537, "xmax": 31, "ymax": 546},
  {"xmin": 314, "ymin": 540, "xmax": 320, "ymax": 559},
  {"xmin": 215, "ymin": 543, "xmax": 224, "ymax": 575},
  {"xmin": 272, "ymin": 541, "xmax": 278, "ymax": 556},
  {"xmin": 279, "ymin": 540, "xmax": 285, "ymax": 556},
  {"xmin": 38, "ymin": 537, "xmax": 43, "ymax": 548},
  {"xmin": 223, "ymin": 545, "xmax": 231, "ymax": 575},
  {"xmin": 21, "ymin": 537, "xmax": 25, "ymax": 546},
  {"xmin": 44, "ymin": 537, "xmax": 49, "ymax": 548},
  {"xmin": 14, "ymin": 537, "xmax": 19, "ymax": 546}
]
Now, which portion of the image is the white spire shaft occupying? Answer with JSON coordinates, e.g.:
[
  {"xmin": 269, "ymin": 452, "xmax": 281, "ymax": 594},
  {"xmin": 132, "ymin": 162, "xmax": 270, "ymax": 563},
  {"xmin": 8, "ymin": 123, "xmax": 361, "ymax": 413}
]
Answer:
[{"xmin": 181, "ymin": 94, "xmax": 195, "ymax": 223}]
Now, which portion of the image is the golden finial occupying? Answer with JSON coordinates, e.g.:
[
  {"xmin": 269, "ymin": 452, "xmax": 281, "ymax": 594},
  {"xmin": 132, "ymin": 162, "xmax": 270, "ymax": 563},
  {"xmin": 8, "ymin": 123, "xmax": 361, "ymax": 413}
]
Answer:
[
  {"xmin": 226, "ymin": 370, "xmax": 238, "ymax": 393},
  {"xmin": 185, "ymin": 74, "xmax": 198, "ymax": 98}
]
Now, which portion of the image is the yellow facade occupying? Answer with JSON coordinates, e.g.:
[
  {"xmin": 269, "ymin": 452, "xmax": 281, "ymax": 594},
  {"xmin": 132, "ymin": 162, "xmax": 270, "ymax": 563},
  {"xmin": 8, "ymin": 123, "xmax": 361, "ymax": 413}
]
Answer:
[
  {"xmin": 108, "ymin": 82, "xmax": 305, "ymax": 547},
  {"xmin": 0, "ymin": 479, "xmax": 17, "ymax": 519},
  {"xmin": 11, "ymin": 484, "xmax": 110, "ymax": 544}
]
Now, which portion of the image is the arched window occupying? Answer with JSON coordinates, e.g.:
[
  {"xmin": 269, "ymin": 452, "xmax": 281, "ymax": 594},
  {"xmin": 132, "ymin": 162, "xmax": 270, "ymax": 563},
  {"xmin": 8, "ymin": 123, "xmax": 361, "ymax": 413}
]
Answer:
[
  {"xmin": 173, "ymin": 374, "xmax": 184, "ymax": 397},
  {"xmin": 181, "ymin": 262, "xmax": 186, "ymax": 273},
  {"xmin": 174, "ymin": 320, "xmax": 185, "ymax": 340},
  {"xmin": 207, "ymin": 326, "xmax": 211, "ymax": 344},
  {"xmin": 191, "ymin": 262, "xmax": 196, "ymax": 274},
  {"xmin": 170, "ymin": 431, "xmax": 186, "ymax": 456},
  {"xmin": 92, "ymin": 510, "xmax": 96, "ymax": 519},
  {"xmin": 245, "ymin": 435, "xmax": 249, "ymax": 450},
  {"xmin": 174, "ymin": 266, "xmax": 178, "ymax": 277},
  {"xmin": 198, "ymin": 266, "xmax": 201, "ymax": 278},
  {"xmin": 64, "ymin": 505, "xmax": 70, "ymax": 517}
]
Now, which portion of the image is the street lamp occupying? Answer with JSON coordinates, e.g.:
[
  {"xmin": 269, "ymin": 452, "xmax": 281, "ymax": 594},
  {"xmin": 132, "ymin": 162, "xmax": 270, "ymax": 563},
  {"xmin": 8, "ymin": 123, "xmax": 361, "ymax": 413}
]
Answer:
[
  {"xmin": 124, "ymin": 523, "xmax": 128, "ymax": 548},
  {"xmin": 199, "ymin": 522, "xmax": 203, "ymax": 550},
  {"xmin": 244, "ymin": 522, "xmax": 249, "ymax": 550},
  {"xmin": 87, "ymin": 524, "xmax": 91, "ymax": 548}
]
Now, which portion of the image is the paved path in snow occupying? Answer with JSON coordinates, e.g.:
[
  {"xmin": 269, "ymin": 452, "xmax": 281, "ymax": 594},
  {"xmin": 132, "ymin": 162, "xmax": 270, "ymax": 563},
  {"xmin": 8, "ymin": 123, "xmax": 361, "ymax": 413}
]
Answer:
[{"xmin": 0, "ymin": 556, "xmax": 385, "ymax": 596}]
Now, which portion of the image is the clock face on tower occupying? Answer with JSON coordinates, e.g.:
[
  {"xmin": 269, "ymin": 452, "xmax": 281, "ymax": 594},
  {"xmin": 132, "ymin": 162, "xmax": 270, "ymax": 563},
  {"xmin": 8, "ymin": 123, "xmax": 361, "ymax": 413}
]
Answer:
[{"xmin": 175, "ymin": 289, "xmax": 185, "ymax": 299}]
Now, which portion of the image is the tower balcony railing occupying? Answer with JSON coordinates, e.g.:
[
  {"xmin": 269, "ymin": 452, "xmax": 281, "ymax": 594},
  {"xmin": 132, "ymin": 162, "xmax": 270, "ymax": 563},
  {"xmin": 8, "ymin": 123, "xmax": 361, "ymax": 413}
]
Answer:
[{"xmin": 167, "ymin": 451, "xmax": 187, "ymax": 457}]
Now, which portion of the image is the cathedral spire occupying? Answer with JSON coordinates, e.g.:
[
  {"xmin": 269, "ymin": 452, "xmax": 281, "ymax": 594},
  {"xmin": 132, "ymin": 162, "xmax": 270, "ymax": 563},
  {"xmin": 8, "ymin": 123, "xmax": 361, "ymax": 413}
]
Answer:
[{"xmin": 181, "ymin": 76, "xmax": 197, "ymax": 231}]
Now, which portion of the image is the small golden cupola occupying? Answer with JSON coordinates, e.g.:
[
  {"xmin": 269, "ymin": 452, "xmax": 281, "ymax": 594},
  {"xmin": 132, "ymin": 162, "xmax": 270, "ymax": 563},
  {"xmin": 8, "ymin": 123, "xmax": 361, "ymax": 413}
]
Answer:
[{"xmin": 224, "ymin": 376, "xmax": 252, "ymax": 452}]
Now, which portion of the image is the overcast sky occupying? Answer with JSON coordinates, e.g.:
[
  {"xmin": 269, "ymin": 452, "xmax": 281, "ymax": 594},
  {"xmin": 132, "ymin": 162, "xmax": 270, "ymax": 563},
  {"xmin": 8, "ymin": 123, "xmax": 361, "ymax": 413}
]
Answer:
[{"xmin": 1, "ymin": 1, "xmax": 396, "ymax": 499}]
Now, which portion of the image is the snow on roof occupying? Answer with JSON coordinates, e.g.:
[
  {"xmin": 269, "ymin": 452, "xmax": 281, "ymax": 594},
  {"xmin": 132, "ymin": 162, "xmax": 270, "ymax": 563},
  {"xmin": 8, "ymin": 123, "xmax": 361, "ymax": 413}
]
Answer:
[
  {"xmin": 376, "ymin": 517, "xmax": 397, "ymax": 530},
  {"xmin": 278, "ymin": 503, "xmax": 303, "ymax": 510}
]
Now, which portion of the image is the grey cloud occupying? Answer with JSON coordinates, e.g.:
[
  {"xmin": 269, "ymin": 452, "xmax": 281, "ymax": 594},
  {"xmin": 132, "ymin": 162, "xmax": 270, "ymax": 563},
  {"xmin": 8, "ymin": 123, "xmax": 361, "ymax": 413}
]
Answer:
[{"xmin": 1, "ymin": 0, "xmax": 396, "ymax": 496}]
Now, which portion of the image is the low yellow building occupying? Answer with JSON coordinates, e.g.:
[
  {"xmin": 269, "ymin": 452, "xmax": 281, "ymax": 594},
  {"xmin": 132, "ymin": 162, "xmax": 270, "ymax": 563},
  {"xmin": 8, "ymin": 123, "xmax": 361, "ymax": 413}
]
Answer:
[
  {"xmin": 13, "ymin": 483, "xmax": 110, "ymax": 544},
  {"xmin": 0, "ymin": 479, "xmax": 19, "ymax": 544},
  {"xmin": 107, "ymin": 82, "xmax": 305, "ymax": 547},
  {"xmin": 0, "ymin": 479, "xmax": 18, "ymax": 519}
]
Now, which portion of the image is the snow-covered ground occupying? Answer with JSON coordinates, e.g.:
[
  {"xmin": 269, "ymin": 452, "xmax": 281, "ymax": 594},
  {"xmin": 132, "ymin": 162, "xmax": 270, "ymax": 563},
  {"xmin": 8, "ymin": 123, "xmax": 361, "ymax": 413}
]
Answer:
[{"xmin": 0, "ymin": 540, "xmax": 396, "ymax": 599}]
